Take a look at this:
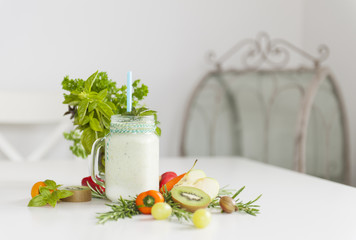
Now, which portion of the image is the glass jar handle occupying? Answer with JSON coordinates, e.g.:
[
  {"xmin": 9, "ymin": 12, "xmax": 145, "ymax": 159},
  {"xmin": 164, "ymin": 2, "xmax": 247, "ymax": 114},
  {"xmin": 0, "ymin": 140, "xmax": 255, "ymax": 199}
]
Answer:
[{"xmin": 90, "ymin": 137, "xmax": 106, "ymax": 188}]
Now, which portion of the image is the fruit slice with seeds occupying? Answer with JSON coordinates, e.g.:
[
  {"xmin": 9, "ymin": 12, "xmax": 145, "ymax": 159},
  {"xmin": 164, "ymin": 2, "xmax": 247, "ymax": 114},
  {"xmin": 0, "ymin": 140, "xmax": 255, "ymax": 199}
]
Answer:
[{"xmin": 171, "ymin": 186, "xmax": 211, "ymax": 212}]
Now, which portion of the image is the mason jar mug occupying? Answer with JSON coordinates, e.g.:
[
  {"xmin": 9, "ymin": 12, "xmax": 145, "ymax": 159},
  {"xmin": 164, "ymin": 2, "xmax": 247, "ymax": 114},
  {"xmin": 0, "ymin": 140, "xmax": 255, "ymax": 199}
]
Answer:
[{"xmin": 90, "ymin": 115, "xmax": 159, "ymax": 202}]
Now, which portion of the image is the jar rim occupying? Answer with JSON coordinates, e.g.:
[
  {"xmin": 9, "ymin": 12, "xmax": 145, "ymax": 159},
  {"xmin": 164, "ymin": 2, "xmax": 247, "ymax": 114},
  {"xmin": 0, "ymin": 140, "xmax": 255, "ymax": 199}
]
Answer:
[{"xmin": 111, "ymin": 114, "xmax": 155, "ymax": 123}]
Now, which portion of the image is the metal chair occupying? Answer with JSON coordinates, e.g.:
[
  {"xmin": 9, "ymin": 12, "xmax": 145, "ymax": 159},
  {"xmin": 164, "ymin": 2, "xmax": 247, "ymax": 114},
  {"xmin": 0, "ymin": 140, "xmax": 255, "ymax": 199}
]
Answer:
[
  {"xmin": 181, "ymin": 33, "xmax": 350, "ymax": 184},
  {"xmin": 0, "ymin": 91, "xmax": 71, "ymax": 161}
]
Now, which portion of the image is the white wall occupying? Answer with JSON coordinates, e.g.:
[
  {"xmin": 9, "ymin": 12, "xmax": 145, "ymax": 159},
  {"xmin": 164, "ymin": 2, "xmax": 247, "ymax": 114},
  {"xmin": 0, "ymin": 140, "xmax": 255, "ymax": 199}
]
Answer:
[
  {"xmin": 2, "ymin": 0, "xmax": 353, "ymax": 186},
  {"xmin": 0, "ymin": 0, "xmax": 305, "ymax": 159},
  {"xmin": 0, "ymin": 0, "xmax": 304, "ymax": 159},
  {"xmin": 302, "ymin": 0, "xmax": 356, "ymax": 185}
]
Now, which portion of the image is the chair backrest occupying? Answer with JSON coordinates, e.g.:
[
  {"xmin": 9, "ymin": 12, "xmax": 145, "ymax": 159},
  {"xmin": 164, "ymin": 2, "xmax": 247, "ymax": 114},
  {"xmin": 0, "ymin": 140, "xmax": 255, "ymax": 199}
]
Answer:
[
  {"xmin": 180, "ymin": 33, "xmax": 350, "ymax": 184},
  {"xmin": 0, "ymin": 91, "xmax": 64, "ymax": 123},
  {"xmin": 0, "ymin": 91, "xmax": 71, "ymax": 161}
]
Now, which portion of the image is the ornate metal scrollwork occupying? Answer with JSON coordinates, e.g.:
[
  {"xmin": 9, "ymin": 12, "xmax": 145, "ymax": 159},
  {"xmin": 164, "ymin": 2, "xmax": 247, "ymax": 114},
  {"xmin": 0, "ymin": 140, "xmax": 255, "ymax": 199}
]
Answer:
[
  {"xmin": 184, "ymin": 32, "xmax": 349, "ymax": 184},
  {"xmin": 208, "ymin": 32, "xmax": 330, "ymax": 70}
]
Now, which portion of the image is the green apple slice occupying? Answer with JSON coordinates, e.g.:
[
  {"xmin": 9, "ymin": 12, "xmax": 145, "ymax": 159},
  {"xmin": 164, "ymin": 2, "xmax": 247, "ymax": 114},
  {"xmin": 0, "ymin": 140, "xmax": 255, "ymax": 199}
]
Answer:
[
  {"xmin": 175, "ymin": 169, "xmax": 207, "ymax": 187},
  {"xmin": 192, "ymin": 177, "xmax": 220, "ymax": 200}
]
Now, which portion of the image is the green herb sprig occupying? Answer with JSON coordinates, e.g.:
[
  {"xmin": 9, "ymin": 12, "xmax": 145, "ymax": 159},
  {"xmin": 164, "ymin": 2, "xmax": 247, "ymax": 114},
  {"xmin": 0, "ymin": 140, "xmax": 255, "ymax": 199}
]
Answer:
[
  {"xmin": 63, "ymin": 130, "xmax": 87, "ymax": 159},
  {"xmin": 28, "ymin": 180, "xmax": 73, "ymax": 208},
  {"xmin": 62, "ymin": 71, "xmax": 161, "ymax": 158},
  {"xmin": 96, "ymin": 196, "xmax": 140, "ymax": 224},
  {"xmin": 95, "ymin": 186, "xmax": 261, "ymax": 225},
  {"xmin": 209, "ymin": 186, "xmax": 262, "ymax": 216},
  {"xmin": 85, "ymin": 182, "xmax": 108, "ymax": 200},
  {"xmin": 209, "ymin": 186, "xmax": 236, "ymax": 208},
  {"xmin": 162, "ymin": 186, "xmax": 192, "ymax": 222}
]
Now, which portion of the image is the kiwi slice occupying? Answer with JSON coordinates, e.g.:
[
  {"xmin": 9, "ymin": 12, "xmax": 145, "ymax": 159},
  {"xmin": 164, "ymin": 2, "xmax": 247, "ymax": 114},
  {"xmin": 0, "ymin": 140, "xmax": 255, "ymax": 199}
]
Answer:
[{"xmin": 171, "ymin": 186, "xmax": 211, "ymax": 212}]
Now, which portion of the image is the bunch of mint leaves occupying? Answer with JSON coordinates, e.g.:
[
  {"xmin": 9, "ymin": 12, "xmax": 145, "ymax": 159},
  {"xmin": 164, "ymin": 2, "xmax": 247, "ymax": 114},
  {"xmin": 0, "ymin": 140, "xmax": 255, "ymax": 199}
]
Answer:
[
  {"xmin": 62, "ymin": 71, "xmax": 160, "ymax": 159},
  {"xmin": 28, "ymin": 180, "xmax": 73, "ymax": 207}
]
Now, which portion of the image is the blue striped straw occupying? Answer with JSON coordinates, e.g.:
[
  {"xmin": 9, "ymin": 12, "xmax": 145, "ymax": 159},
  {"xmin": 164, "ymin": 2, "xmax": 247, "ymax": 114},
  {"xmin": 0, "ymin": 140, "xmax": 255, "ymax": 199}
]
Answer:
[{"xmin": 127, "ymin": 71, "xmax": 132, "ymax": 112}]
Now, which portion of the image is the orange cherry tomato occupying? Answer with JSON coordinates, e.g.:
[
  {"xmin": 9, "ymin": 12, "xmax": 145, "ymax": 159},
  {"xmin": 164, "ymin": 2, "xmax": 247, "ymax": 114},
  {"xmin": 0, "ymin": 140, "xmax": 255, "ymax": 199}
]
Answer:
[
  {"xmin": 136, "ymin": 190, "xmax": 164, "ymax": 214},
  {"xmin": 31, "ymin": 181, "xmax": 47, "ymax": 198}
]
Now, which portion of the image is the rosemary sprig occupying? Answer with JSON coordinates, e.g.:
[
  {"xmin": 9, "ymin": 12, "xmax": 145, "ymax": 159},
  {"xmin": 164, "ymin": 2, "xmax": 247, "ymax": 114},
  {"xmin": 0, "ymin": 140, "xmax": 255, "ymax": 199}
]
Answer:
[
  {"xmin": 208, "ymin": 196, "xmax": 220, "ymax": 208},
  {"xmin": 235, "ymin": 193, "xmax": 262, "ymax": 216},
  {"xmin": 209, "ymin": 185, "xmax": 236, "ymax": 208},
  {"xmin": 86, "ymin": 183, "xmax": 108, "ymax": 200},
  {"xmin": 95, "ymin": 185, "xmax": 261, "ymax": 225},
  {"xmin": 162, "ymin": 186, "xmax": 192, "ymax": 222},
  {"xmin": 96, "ymin": 196, "xmax": 140, "ymax": 224},
  {"xmin": 218, "ymin": 186, "xmax": 236, "ymax": 196},
  {"xmin": 209, "ymin": 186, "xmax": 262, "ymax": 216}
]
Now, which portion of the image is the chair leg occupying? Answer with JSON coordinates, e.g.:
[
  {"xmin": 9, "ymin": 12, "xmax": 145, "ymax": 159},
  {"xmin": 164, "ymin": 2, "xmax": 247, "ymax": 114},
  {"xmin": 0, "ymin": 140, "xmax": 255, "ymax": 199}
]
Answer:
[
  {"xmin": 0, "ymin": 133, "xmax": 24, "ymax": 162},
  {"xmin": 27, "ymin": 121, "xmax": 72, "ymax": 162}
]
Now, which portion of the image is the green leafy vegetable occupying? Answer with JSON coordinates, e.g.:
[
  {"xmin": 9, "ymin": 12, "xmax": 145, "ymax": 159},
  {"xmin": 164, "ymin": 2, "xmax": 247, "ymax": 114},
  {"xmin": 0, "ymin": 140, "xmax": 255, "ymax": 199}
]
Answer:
[
  {"xmin": 62, "ymin": 71, "xmax": 161, "ymax": 158},
  {"xmin": 28, "ymin": 179, "xmax": 73, "ymax": 208},
  {"xmin": 28, "ymin": 195, "xmax": 48, "ymax": 207},
  {"xmin": 63, "ymin": 130, "xmax": 87, "ymax": 158}
]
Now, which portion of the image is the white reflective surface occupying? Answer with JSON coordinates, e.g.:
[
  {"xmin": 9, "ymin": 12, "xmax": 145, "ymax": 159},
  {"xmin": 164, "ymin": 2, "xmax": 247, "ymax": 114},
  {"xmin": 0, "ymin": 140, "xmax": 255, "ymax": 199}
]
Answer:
[{"xmin": 1, "ymin": 157, "xmax": 355, "ymax": 240}]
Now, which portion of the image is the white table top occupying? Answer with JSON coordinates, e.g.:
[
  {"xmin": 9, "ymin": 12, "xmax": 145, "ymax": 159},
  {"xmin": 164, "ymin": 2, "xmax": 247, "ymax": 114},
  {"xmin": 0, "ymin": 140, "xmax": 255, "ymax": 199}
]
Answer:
[{"xmin": 1, "ymin": 157, "xmax": 355, "ymax": 240}]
